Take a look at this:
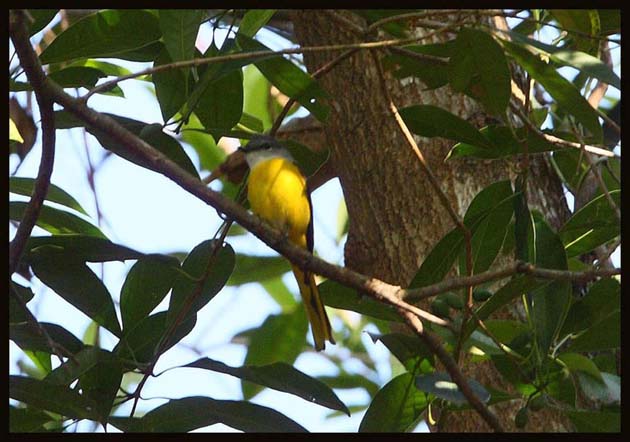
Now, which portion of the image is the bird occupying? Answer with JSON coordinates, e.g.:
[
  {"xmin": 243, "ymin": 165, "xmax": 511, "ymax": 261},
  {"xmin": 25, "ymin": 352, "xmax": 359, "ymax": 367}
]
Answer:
[{"xmin": 239, "ymin": 135, "xmax": 335, "ymax": 351}]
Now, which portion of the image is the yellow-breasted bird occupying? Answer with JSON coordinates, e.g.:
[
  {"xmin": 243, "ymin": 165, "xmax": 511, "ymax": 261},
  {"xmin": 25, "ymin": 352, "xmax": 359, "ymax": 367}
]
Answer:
[{"xmin": 239, "ymin": 136, "xmax": 335, "ymax": 351}]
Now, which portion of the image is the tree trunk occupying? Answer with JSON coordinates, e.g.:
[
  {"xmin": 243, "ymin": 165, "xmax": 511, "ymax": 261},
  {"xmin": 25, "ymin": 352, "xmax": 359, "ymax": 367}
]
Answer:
[{"xmin": 290, "ymin": 10, "xmax": 573, "ymax": 432}]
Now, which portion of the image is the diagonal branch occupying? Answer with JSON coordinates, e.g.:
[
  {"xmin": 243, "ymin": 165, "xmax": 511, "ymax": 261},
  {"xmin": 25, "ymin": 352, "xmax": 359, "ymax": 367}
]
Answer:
[{"xmin": 9, "ymin": 10, "xmax": 56, "ymax": 277}]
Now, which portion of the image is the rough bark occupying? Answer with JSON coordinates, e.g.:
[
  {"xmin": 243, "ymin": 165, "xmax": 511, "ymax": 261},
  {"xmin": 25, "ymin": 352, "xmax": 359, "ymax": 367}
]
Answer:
[{"xmin": 290, "ymin": 10, "xmax": 573, "ymax": 432}]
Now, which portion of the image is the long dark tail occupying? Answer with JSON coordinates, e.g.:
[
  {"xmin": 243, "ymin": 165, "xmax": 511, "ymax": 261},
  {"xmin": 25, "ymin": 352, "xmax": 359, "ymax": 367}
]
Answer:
[{"xmin": 292, "ymin": 265, "xmax": 335, "ymax": 351}]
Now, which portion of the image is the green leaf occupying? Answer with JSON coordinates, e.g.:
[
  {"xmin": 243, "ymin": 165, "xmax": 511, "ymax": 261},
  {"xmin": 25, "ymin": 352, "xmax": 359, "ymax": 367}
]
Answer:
[
  {"xmin": 30, "ymin": 250, "xmax": 121, "ymax": 337},
  {"xmin": 153, "ymin": 47, "xmax": 191, "ymax": 123},
  {"xmin": 557, "ymin": 352, "xmax": 603, "ymax": 382},
  {"xmin": 114, "ymin": 311, "xmax": 195, "ymax": 370},
  {"xmin": 110, "ymin": 396, "xmax": 307, "ymax": 432},
  {"xmin": 561, "ymin": 278, "xmax": 620, "ymax": 336},
  {"xmin": 278, "ymin": 139, "xmax": 328, "ymax": 178},
  {"xmin": 238, "ymin": 10, "xmax": 276, "ymax": 38},
  {"xmin": 238, "ymin": 112, "xmax": 264, "ymax": 133},
  {"xmin": 400, "ymin": 105, "xmax": 492, "ymax": 149},
  {"xmin": 316, "ymin": 373, "xmax": 380, "ymax": 397},
  {"xmin": 45, "ymin": 347, "xmax": 123, "ymax": 422},
  {"xmin": 184, "ymin": 357, "xmax": 349, "ymax": 415},
  {"xmin": 411, "ymin": 180, "xmax": 515, "ymax": 288},
  {"xmin": 9, "ymin": 375, "xmax": 99, "ymax": 421},
  {"xmin": 138, "ymin": 124, "xmax": 199, "ymax": 178},
  {"xmin": 9, "ymin": 406, "xmax": 56, "ymax": 432},
  {"xmin": 368, "ymin": 333, "xmax": 434, "ymax": 373},
  {"xmin": 549, "ymin": 10, "xmax": 600, "ymax": 54},
  {"xmin": 180, "ymin": 115, "xmax": 225, "ymax": 172},
  {"xmin": 39, "ymin": 10, "xmax": 162, "ymax": 64},
  {"xmin": 120, "ymin": 255, "xmax": 181, "ymax": 330},
  {"xmin": 415, "ymin": 372, "xmax": 490, "ymax": 405},
  {"xmin": 597, "ymin": 10, "xmax": 620, "ymax": 35},
  {"xmin": 9, "ymin": 282, "xmax": 35, "ymax": 324},
  {"xmin": 448, "ymin": 28, "xmax": 511, "ymax": 115},
  {"xmin": 355, "ymin": 10, "xmax": 411, "ymax": 38},
  {"xmin": 242, "ymin": 307, "xmax": 308, "ymax": 399},
  {"xmin": 50, "ymin": 66, "xmax": 107, "ymax": 89},
  {"xmin": 237, "ymin": 35, "xmax": 329, "ymax": 122},
  {"xmin": 25, "ymin": 350, "xmax": 52, "ymax": 375},
  {"xmin": 463, "ymin": 276, "xmax": 540, "ymax": 340},
  {"xmin": 194, "ymin": 68, "xmax": 244, "ymax": 135},
  {"xmin": 10, "ymin": 322, "xmax": 84, "ymax": 355},
  {"xmin": 567, "ymin": 410, "xmax": 620, "ymax": 432},
  {"xmin": 68, "ymin": 59, "xmax": 134, "ymax": 77},
  {"xmin": 359, "ymin": 373, "xmax": 428, "ymax": 432},
  {"xmin": 318, "ymin": 280, "xmax": 401, "ymax": 322},
  {"xmin": 550, "ymin": 149, "xmax": 588, "ymax": 194},
  {"xmin": 460, "ymin": 181, "xmax": 514, "ymax": 274},
  {"xmin": 508, "ymin": 31, "xmax": 620, "ymax": 90},
  {"xmin": 9, "ymin": 202, "xmax": 105, "ymax": 238},
  {"xmin": 528, "ymin": 214, "xmax": 571, "ymax": 357},
  {"xmin": 167, "ymin": 240, "xmax": 235, "ymax": 327},
  {"xmin": 158, "ymin": 10, "xmax": 203, "ymax": 63},
  {"xmin": 567, "ymin": 310, "xmax": 619, "ymax": 352},
  {"xmin": 227, "ymin": 253, "xmax": 290, "ymax": 286},
  {"xmin": 382, "ymin": 50, "xmax": 449, "ymax": 90},
  {"xmin": 27, "ymin": 9, "xmax": 58, "ymax": 36},
  {"xmin": 55, "ymin": 111, "xmax": 199, "ymax": 179},
  {"xmin": 501, "ymin": 39, "xmax": 602, "ymax": 141},
  {"xmin": 22, "ymin": 234, "xmax": 144, "ymax": 264},
  {"xmin": 513, "ymin": 177, "xmax": 535, "ymax": 263},
  {"xmin": 243, "ymin": 64, "xmax": 273, "ymax": 131},
  {"xmin": 10, "ymin": 177, "xmax": 88, "ymax": 216},
  {"xmin": 559, "ymin": 190, "xmax": 620, "ymax": 258},
  {"xmin": 409, "ymin": 228, "xmax": 464, "ymax": 289},
  {"xmin": 447, "ymin": 126, "xmax": 559, "ymax": 160},
  {"xmin": 546, "ymin": 364, "xmax": 576, "ymax": 406},
  {"xmin": 260, "ymin": 277, "xmax": 297, "ymax": 311}
]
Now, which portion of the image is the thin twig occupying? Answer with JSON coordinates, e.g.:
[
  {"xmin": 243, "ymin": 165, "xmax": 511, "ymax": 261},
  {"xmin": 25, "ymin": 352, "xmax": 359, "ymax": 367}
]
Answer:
[
  {"xmin": 510, "ymin": 102, "xmax": 619, "ymax": 158},
  {"xmin": 130, "ymin": 219, "xmax": 235, "ymax": 417},
  {"xmin": 270, "ymin": 48, "xmax": 358, "ymax": 136},
  {"xmin": 9, "ymin": 11, "xmax": 56, "ymax": 277},
  {"xmin": 321, "ymin": 10, "xmax": 366, "ymax": 36},
  {"xmin": 371, "ymin": 51, "xmax": 474, "ymax": 352},
  {"xmin": 10, "ymin": 287, "xmax": 77, "ymax": 364},
  {"xmin": 399, "ymin": 309, "xmax": 505, "ymax": 432},
  {"xmin": 572, "ymin": 126, "xmax": 621, "ymax": 222},
  {"xmin": 366, "ymin": 9, "xmax": 505, "ymax": 33},
  {"xmin": 388, "ymin": 46, "xmax": 449, "ymax": 64},
  {"xmin": 405, "ymin": 261, "xmax": 620, "ymax": 302},
  {"xmin": 81, "ymin": 34, "xmax": 454, "ymax": 102}
]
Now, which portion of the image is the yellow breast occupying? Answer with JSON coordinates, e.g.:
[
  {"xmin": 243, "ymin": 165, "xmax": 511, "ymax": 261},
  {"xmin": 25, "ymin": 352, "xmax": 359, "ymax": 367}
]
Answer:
[{"xmin": 247, "ymin": 157, "xmax": 311, "ymax": 245}]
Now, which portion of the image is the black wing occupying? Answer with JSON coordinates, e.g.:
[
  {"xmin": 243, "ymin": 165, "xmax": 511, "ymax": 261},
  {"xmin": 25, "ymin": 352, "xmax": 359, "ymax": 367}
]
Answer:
[{"xmin": 306, "ymin": 186, "xmax": 315, "ymax": 254}]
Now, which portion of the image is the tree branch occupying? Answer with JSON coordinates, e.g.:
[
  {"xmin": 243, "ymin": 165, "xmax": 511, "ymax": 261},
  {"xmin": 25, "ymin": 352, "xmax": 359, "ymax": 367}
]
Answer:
[
  {"xmin": 510, "ymin": 102, "xmax": 619, "ymax": 158},
  {"xmin": 81, "ymin": 34, "xmax": 455, "ymax": 102},
  {"xmin": 24, "ymin": 47, "xmax": 451, "ymax": 331},
  {"xmin": 399, "ymin": 309, "xmax": 505, "ymax": 432},
  {"xmin": 9, "ymin": 10, "xmax": 56, "ymax": 277},
  {"xmin": 404, "ymin": 261, "xmax": 620, "ymax": 302}
]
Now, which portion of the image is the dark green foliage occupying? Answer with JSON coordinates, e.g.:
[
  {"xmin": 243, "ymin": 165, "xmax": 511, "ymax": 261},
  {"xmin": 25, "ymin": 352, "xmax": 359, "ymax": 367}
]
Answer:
[{"xmin": 10, "ymin": 8, "xmax": 619, "ymax": 433}]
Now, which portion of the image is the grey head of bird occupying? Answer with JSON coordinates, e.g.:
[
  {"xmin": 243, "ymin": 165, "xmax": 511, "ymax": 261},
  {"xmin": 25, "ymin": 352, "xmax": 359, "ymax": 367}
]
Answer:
[{"xmin": 239, "ymin": 135, "xmax": 294, "ymax": 169}]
